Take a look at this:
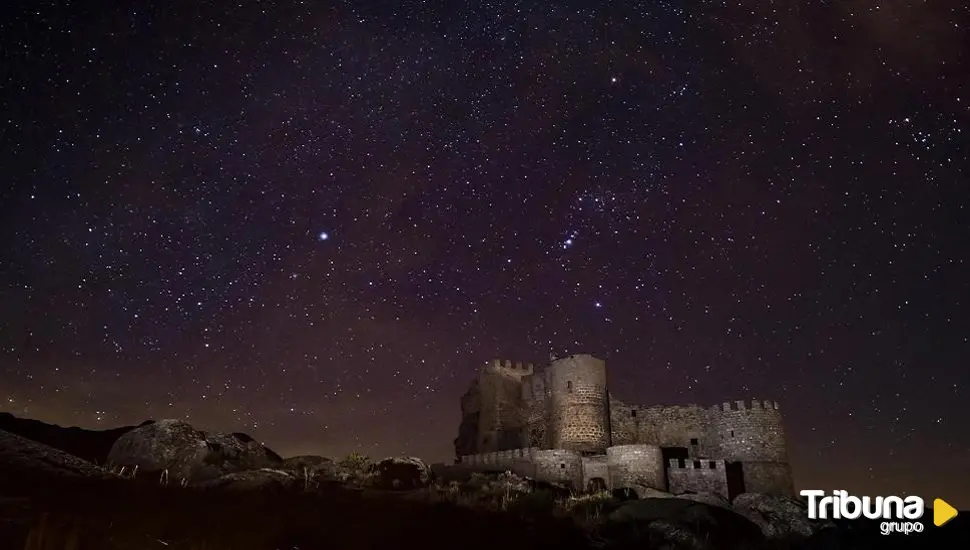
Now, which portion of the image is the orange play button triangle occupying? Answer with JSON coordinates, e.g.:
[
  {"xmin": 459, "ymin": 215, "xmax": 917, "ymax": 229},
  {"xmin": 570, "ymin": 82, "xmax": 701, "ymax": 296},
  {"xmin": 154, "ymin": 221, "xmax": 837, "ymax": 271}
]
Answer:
[{"xmin": 933, "ymin": 498, "xmax": 958, "ymax": 527}]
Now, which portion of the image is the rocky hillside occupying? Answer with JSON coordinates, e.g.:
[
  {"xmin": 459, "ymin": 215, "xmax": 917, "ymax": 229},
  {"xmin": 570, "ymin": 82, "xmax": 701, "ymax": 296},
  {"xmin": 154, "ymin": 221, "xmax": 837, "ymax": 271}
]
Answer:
[
  {"xmin": 0, "ymin": 415, "xmax": 966, "ymax": 550},
  {"xmin": 0, "ymin": 412, "xmax": 144, "ymax": 464}
]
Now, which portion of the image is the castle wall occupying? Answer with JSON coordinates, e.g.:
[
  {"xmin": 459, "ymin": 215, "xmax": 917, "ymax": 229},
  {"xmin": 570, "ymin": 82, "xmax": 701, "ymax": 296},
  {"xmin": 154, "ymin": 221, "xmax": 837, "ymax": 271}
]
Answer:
[
  {"xmin": 455, "ymin": 355, "xmax": 795, "ymax": 496},
  {"xmin": 476, "ymin": 365, "xmax": 531, "ymax": 452},
  {"xmin": 547, "ymin": 355, "xmax": 611, "ymax": 452},
  {"xmin": 606, "ymin": 444, "xmax": 665, "ymax": 491},
  {"xmin": 454, "ymin": 380, "xmax": 482, "ymax": 458},
  {"xmin": 458, "ymin": 447, "xmax": 538, "ymax": 472},
  {"xmin": 524, "ymin": 374, "xmax": 549, "ymax": 448},
  {"xmin": 608, "ymin": 397, "xmax": 638, "ymax": 445},
  {"xmin": 533, "ymin": 449, "xmax": 584, "ymax": 489},
  {"xmin": 667, "ymin": 458, "xmax": 730, "ymax": 497},
  {"xmin": 582, "ymin": 455, "xmax": 610, "ymax": 491},
  {"xmin": 709, "ymin": 400, "xmax": 787, "ymax": 461},
  {"xmin": 634, "ymin": 405, "xmax": 712, "ymax": 457},
  {"xmin": 738, "ymin": 460, "xmax": 795, "ymax": 496},
  {"xmin": 509, "ymin": 459, "xmax": 536, "ymax": 479}
]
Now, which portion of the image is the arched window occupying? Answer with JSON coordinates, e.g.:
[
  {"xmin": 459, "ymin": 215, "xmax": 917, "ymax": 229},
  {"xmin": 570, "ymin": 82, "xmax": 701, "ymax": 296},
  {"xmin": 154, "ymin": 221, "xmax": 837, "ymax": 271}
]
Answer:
[{"xmin": 567, "ymin": 381, "xmax": 573, "ymax": 392}]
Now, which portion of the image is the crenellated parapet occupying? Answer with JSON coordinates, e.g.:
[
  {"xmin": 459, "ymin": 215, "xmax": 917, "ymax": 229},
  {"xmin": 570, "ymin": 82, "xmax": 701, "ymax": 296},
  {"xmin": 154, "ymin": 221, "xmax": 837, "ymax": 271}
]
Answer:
[
  {"xmin": 667, "ymin": 457, "xmax": 732, "ymax": 497},
  {"xmin": 708, "ymin": 397, "xmax": 787, "ymax": 462},
  {"xmin": 669, "ymin": 458, "xmax": 726, "ymax": 470},
  {"xmin": 708, "ymin": 399, "xmax": 780, "ymax": 412},
  {"xmin": 459, "ymin": 447, "xmax": 539, "ymax": 469},
  {"xmin": 484, "ymin": 359, "xmax": 535, "ymax": 377}
]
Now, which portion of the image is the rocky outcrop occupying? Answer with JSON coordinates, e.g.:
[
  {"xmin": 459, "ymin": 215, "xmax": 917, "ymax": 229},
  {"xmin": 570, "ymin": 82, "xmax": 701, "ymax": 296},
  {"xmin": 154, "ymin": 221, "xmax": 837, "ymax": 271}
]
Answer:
[
  {"xmin": 283, "ymin": 455, "xmax": 332, "ymax": 471},
  {"xmin": 283, "ymin": 455, "xmax": 335, "ymax": 474},
  {"xmin": 0, "ymin": 412, "xmax": 144, "ymax": 465},
  {"xmin": 598, "ymin": 497, "xmax": 765, "ymax": 550},
  {"xmin": 676, "ymin": 491, "xmax": 732, "ymax": 509},
  {"xmin": 609, "ymin": 485, "xmax": 730, "ymax": 508},
  {"xmin": 106, "ymin": 419, "xmax": 282, "ymax": 483},
  {"xmin": 374, "ymin": 456, "xmax": 432, "ymax": 489},
  {"xmin": 731, "ymin": 492, "xmax": 835, "ymax": 540},
  {"xmin": 282, "ymin": 454, "xmax": 357, "ymax": 482},
  {"xmin": 0, "ymin": 429, "xmax": 113, "ymax": 493},
  {"xmin": 194, "ymin": 468, "xmax": 300, "ymax": 492}
]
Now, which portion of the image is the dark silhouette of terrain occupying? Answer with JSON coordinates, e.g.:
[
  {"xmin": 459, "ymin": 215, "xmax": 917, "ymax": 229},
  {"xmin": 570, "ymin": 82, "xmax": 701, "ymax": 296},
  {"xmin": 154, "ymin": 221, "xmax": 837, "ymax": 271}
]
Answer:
[
  {"xmin": 1, "ymin": 476, "xmax": 593, "ymax": 550},
  {"xmin": 0, "ymin": 413, "xmax": 967, "ymax": 550},
  {"xmin": 0, "ymin": 412, "xmax": 145, "ymax": 464}
]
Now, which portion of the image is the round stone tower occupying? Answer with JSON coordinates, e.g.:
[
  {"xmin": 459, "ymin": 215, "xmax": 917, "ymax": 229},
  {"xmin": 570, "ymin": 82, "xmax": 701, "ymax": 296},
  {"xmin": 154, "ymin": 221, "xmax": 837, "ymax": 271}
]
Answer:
[{"xmin": 546, "ymin": 354, "xmax": 611, "ymax": 452}]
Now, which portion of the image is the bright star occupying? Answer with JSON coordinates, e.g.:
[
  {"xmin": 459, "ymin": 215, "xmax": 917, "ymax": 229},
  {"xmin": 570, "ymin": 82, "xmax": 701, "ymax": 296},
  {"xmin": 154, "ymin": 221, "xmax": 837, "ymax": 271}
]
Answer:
[{"xmin": 318, "ymin": 231, "xmax": 329, "ymax": 241}]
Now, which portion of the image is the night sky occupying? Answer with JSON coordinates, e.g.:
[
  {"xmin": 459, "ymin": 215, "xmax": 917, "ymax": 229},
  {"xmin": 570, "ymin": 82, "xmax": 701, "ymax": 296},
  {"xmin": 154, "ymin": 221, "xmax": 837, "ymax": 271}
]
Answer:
[{"xmin": 2, "ymin": 2, "xmax": 968, "ymax": 506}]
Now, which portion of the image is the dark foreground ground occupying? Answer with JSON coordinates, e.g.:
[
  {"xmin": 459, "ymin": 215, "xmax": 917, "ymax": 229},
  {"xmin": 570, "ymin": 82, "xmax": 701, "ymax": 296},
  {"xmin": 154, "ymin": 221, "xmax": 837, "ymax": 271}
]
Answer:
[
  {"xmin": 2, "ymin": 476, "xmax": 968, "ymax": 550},
  {"xmin": 1, "ymin": 478, "xmax": 595, "ymax": 550}
]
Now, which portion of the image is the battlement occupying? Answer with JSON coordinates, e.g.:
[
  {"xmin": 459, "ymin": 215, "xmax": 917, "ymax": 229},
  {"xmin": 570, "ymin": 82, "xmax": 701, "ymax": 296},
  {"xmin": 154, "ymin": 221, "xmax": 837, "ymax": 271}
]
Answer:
[
  {"xmin": 459, "ymin": 447, "xmax": 539, "ymax": 468},
  {"xmin": 620, "ymin": 399, "xmax": 781, "ymax": 414},
  {"xmin": 485, "ymin": 359, "xmax": 535, "ymax": 375},
  {"xmin": 709, "ymin": 399, "xmax": 780, "ymax": 412},
  {"xmin": 668, "ymin": 458, "xmax": 725, "ymax": 470}
]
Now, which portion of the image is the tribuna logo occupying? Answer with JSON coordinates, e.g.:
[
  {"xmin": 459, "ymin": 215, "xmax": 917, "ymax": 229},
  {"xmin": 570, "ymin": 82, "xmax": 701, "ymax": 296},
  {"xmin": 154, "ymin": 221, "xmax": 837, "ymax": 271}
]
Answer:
[{"xmin": 800, "ymin": 490, "xmax": 925, "ymax": 535}]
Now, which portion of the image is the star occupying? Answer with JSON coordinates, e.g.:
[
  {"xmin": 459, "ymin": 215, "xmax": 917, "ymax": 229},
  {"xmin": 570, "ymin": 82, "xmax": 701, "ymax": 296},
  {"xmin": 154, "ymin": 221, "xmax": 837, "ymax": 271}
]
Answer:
[{"xmin": 1, "ymin": 0, "xmax": 966, "ymax": 509}]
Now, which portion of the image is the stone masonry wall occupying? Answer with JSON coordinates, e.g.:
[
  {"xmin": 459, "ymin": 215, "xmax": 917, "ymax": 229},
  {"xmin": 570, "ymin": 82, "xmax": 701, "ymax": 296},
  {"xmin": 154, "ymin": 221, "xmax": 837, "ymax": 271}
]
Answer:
[
  {"xmin": 709, "ymin": 400, "xmax": 787, "ymax": 461},
  {"xmin": 608, "ymin": 397, "xmax": 638, "ymax": 445},
  {"xmin": 548, "ymin": 355, "xmax": 610, "ymax": 452},
  {"xmin": 453, "ymin": 379, "xmax": 482, "ymax": 458},
  {"xmin": 456, "ymin": 356, "xmax": 794, "ymax": 492},
  {"xmin": 582, "ymin": 455, "xmax": 610, "ymax": 490},
  {"xmin": 524, "ymin": 373, "xmax": 549, "ymax": 448},
  {"xmin": 457, "ymin": 447, "xmax": 586, "ymax": 488},
  {"xmin": 606, "ymin": 444, "xmax": 665, "ymax": 490},
  {"xmin": 459, "ymin": 447, "xmax": 538, "ymax": 471},
  {"xmin": 635, "ymin": 405, "xmax": 712, "ymax": 457},
  {"xmin": 533, "ymin": 449, "xmax": 584, "ymax": 488},
  {"xmin": 476, "ymin": 366, "xmax": 530, "ymax": 452},
  {"xmin": 667, "ymin": 458, "xmax": 730, "ymax": 497}
]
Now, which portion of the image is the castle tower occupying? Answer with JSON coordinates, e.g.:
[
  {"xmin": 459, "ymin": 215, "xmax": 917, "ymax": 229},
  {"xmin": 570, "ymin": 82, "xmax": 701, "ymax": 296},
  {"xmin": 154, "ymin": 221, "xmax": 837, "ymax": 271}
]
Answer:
[
  {"xmin": 475, "ymin": 359, "xmax": 534, "ymax": 452},
  {"xmin": 710, "ymin": 399, "xmax": 787, "ymax": 462},
  {"xmin": 546, "ymin": 354, "xmax": 611, "ymax": 452},
  {"xmin": 709, "ymin": 399, "xmax": 794, "ymax": 495}
]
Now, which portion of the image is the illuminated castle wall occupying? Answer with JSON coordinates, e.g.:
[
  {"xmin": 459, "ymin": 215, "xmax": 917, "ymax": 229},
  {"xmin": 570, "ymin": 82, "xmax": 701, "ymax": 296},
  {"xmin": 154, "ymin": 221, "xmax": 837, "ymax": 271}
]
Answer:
[{"xmin": 454, "ymin": 354, "xmax": 794, "ymax": 498}]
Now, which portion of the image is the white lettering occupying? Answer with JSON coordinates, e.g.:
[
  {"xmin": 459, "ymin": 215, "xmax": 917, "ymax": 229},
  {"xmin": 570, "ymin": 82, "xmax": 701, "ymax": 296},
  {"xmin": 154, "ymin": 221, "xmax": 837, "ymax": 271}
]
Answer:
[
  {"xmin": 801, "ymin": 490, "xmax": 925, "ymax": 535},
  {"xmin": 800, "ymin": 490, "xmax": 825, "ymax": 519},
  {"xmin": 840, "ymin": 492, "xmax": 862, "ymax": 519}
]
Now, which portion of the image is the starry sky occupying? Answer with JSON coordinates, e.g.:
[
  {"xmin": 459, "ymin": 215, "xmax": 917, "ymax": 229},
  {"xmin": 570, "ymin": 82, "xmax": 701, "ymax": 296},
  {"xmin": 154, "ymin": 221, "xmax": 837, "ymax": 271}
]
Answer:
[{"xmin": 1, "ymin": 2, "xmax": 968, "ymax": 506}]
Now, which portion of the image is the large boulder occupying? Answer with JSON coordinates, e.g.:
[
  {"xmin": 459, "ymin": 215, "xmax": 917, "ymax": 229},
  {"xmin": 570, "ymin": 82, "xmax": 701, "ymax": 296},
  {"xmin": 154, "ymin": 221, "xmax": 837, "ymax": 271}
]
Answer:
[
  {"xmin": 282, "ymin": 454, "xmax": 332, "ymax": 471},
  {"xmin": 194, "ymin": 468, "xmax": 300, "ymax": 492},
  {"xmin": 106, "ymin": 419, "xmax": 282, "ymax": 483},
  {"xmin": 282, "ymin": 454, "xmax": 357, "ymax": 484},
  {"xmin": 676, "ymin": 491, "xmax": 732, "ymax": 509},
  {"xmin": 374, "ymin": 456, "xmax": 432, "ymax": 489},
  {"xmin": 731, "ymin": 492, "xmax": 835, "ymax": 541},
  {"xmin": 597, "ymin": 497, "xmax": 765, "ymax": 550}
]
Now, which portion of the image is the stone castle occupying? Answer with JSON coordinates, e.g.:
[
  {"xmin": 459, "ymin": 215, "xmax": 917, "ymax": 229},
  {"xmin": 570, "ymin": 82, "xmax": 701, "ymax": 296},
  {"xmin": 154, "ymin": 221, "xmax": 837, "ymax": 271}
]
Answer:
[{"xmin": 454, "ymin": 354, "xmax": 794, "ymax": 498}]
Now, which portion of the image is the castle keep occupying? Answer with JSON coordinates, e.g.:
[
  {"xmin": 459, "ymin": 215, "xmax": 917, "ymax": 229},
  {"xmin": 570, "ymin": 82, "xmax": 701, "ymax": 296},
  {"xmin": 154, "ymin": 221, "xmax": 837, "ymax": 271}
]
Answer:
[{"xmin": 454, "ymin": 354, "xmax": 794, "ymax": 498}]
